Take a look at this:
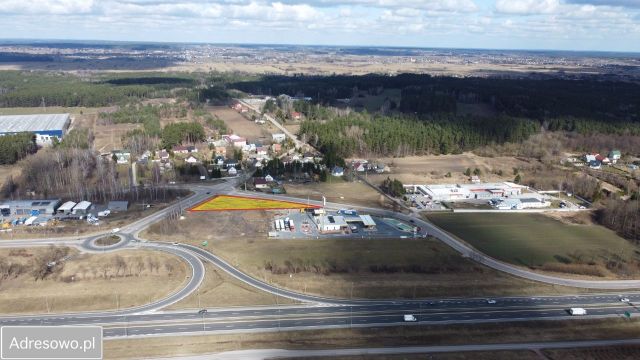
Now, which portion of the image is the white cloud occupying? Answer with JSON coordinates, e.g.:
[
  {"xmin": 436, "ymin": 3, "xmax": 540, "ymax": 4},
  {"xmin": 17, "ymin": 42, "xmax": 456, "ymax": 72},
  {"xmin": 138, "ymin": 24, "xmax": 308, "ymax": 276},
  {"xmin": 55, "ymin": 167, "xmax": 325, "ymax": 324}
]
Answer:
[
  {"xmin": 495, "ymin": 0, "xmax": 560, "ymax": 15},
  {"xmin": 0, "ymin": 0, "xmax": 95, "ymax": 14}
]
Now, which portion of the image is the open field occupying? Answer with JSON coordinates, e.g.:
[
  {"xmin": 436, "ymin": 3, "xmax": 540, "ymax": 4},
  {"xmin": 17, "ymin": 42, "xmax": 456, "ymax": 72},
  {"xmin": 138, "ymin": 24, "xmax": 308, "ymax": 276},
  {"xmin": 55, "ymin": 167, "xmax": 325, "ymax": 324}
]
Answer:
[
  {"xmin": 365, "ymin": 153, "xmax": 528, "ymax": 185},
  {"xmin": 425, "ymin": 213, "xmax": 639, "ymax": 279},
  {"xmin": 284, "ymin": 179, "xmax": 393, "ymax": 209},
  {"xmin": 104, "ymin": 318, "xmax": 640, "ymax": 359},
  {"xmin": 546, "ymin": 345, "xmax": 640, "ymax": 359},
  {"xmin": 144, "ymin": 213, "xmax": 590, "ymax": 298},
  {"xmin": 207, "ymin": 106, "xmax": 270, "ymax": 141},
  {"xmin": 0, "ymin": 248, "xmax": 187, "ymax": 314},
  {"xmin": 190, "ymin": 195, "xmax": 318, "ymax": 212},
  {"xmin": 307, "ymin": 352, "xmax": 540, "ymax": 360},
  {"xmin": 168, "ymin": 263, "xmax": 295, "ymax": 310}
]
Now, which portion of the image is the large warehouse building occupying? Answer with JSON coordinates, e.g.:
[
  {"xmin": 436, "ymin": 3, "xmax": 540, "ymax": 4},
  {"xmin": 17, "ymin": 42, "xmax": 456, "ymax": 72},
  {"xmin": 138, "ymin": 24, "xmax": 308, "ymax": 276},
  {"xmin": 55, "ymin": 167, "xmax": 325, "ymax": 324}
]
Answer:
[
  {"xmin": 0, "ymin": 113, "xmax": 71, "ymax": 145},
  {"xmin": 407, "ymin": 182, "xmax": 526, "ymax": 202}
]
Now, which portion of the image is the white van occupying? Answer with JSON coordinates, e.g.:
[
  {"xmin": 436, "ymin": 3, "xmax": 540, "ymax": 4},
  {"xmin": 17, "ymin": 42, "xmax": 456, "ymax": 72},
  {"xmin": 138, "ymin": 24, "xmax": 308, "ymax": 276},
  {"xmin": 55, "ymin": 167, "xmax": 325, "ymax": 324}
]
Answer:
[
  {"xmin": 403, "ymin": 314, "xmax": 417, "ymax": 322},
  {"xmin": 569, "ymin": 308, "xmax": 587, "ymax": 316}
]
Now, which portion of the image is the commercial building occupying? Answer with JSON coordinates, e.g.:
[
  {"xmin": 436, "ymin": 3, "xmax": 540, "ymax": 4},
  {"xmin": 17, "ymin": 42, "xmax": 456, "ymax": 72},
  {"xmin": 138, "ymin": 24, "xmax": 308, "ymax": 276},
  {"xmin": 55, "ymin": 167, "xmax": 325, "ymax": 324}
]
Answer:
[
  {"xmin": 316, "ymin": 215, "xmax": 348, "ymax": 232},
  {"xmin": 0, "ymin": 199, "xmax": 61, "ymax": 217},
  {"xmin": 57, "ymin": 201, "xmax": 77, "ymax": 215},
  {"xmin": 408, "ymin": 182, "xmax": 526, "ymax": 202},
  {"xmin": 72, "ymin": 201, "xmax": 93, "ymax": 215},
  {"xmin": 493, "ymin": 197, "xmax": 550, "ymax": 210},
  {"xmin": 0, "ymin": 114, "xmax": 71, "ymax": 146},
  {"xmin": 108, "ymin": 201, "xmax": 129, "ymax": 212}
]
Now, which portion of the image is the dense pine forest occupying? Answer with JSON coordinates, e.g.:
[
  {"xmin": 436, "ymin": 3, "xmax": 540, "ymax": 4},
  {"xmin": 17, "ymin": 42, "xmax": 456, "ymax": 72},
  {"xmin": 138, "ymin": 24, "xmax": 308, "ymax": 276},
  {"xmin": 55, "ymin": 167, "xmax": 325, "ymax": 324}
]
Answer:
[
  {"xmin": 300, "ymin": 113, "xmax": 537, "ymax": 157},
  {"xmin": 0, "ymin": 71, "xmax": 198, "ymax": 107},
  {"xmin": 0, "ymin": 133, "xmax": 37, "ymax": 165},
  {"xmin": 234, "ymin": 73, "xmax": 640, "ymax": 158}
]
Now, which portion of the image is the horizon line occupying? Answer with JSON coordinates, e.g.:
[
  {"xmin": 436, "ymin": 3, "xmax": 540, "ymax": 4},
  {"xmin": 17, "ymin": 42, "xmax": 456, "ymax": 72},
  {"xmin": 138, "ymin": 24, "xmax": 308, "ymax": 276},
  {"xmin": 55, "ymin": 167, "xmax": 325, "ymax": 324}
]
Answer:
[{"xmin": 1, "ymin": 37, "xmax": 639, "ymax": 55}]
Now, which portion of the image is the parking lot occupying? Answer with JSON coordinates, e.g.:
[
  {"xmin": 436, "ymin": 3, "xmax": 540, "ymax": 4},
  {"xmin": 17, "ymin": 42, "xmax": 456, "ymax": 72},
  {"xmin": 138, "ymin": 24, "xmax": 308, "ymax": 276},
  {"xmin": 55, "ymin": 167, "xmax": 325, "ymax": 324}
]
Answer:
[{"xmin": 270, "ymin": 210, "xmax": 419, "ymax": 240}]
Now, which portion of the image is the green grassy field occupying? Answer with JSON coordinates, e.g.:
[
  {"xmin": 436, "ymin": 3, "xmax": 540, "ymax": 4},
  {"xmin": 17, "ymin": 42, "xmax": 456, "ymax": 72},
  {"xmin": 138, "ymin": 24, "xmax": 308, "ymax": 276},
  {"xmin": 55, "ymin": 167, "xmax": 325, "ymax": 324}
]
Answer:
[{"xmin": 425, "ymin": 213, "xmax": 638, "ymax": 276}]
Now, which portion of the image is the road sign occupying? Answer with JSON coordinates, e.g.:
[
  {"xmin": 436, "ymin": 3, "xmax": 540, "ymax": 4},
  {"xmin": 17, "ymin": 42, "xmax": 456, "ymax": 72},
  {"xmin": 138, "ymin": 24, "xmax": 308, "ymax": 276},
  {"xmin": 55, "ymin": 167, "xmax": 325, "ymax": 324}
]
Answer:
[
  {"xmin": 625, "ymin": 311, "xmax": 632, "ymax": 318},
  {"xmin": 201, "ymin": 241, "xmax": 208, "ymax": 247}
]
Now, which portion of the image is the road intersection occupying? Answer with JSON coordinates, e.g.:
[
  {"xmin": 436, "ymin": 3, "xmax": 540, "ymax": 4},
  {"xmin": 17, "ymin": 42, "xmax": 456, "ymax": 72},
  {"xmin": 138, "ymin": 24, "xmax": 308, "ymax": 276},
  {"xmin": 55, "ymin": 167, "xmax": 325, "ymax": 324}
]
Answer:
[{"xmin": 1, "ymin": 177, "xmax": 640, "ymax": 340}]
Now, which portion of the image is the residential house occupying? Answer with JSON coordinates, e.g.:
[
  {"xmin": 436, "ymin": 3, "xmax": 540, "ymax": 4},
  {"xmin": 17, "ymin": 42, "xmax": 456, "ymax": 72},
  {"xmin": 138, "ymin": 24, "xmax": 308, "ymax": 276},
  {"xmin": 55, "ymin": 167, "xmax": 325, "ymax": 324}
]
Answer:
[
  {"xmin": 303, "ymin": 152, "xmax": 315, "ymax": 163},
  {"xmin": 112, "ymin": 150, "xmax": 131, "ymax": 165},
  {"xmin": 331, "ymin": 166, "xmax": 344, "ymax": 177},
  {"xmin": 214, "ymin": 156, "xmax": 225, "ymax": 166},
  {"xmin": 609, "ymin": 150, "xmax": 621, "ymax": 164},
  {"xmin": 375, "ymin": 163, "xmax": 386, "ymax": 174},
  {"xmin": 595, "ymin": 154, "xmax": 610, "ymax": 165},
  {"xmin": 264, "ymin": 174, "xmax": 274, "ymax": 182},
  {"xmin": 228, "ymin": 167, "xmax": 238, "ymax": 176},
  {"xmin": 291, "ymin": 111, "xmax": 302, "ymax": 120},
  {"xmin": 589, "ymin": 160, "xmax": 602, "ymax": 169},
  {"xmin": 353, "ymin": 162, "xmax": 366, "ymax": 172},
  {"xmin": 158, "ymin": 149, "xmax": 170, "ymax": 163},
  {"xmin": 256, "ymin": 146, "xmax": 269, "ymax": 156},
  {"xmin": 271, "ymin": 143, "xmax": 282, "ymax": 153},
  {"xmin": 585, "ymin": 153, "xmax": 598, "ymax": 163},
  {"xmin": 224, "ymin": 159, "xmax": 239, "ymax": 169},
  {"xmin": 254, "ymin": 177, "xmax": 269, "ymax": 189},
  {"xmin": 223, "ymin": 135, "xmax": 247, "ymax": 148},
  {"xmin": 173, "ymin": 145, "xmax": 197, "ymax": 154},
  {"xmin": 470, "ymin": 175, "xmax": 481, "ymax": 183},
  {"xmin": 185, "ymin": 156, "xmax": 198, "ymax": 164},
  {"xmin": 272, "ymin": 133, "xmax": 286, "ymax": 143},
  {"xmin": 231, "ymin": 103, "xmax": 243, "ymax": 111}
]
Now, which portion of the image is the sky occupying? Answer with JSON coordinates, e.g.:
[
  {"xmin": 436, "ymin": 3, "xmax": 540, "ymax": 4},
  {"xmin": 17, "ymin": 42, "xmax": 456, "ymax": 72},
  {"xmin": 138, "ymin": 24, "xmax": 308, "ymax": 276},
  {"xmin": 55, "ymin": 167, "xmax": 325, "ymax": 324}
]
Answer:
[{"xmin": 0, "ymin": 0, "xmax": 640, "ymax": 52}]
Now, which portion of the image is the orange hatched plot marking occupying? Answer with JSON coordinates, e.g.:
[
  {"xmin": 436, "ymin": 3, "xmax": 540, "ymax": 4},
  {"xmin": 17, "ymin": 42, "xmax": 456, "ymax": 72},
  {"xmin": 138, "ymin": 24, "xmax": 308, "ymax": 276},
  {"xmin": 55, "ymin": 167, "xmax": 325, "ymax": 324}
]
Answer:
[{"xmin": 189, "ymin": 194, "xmax": 321, "ymax": 212}]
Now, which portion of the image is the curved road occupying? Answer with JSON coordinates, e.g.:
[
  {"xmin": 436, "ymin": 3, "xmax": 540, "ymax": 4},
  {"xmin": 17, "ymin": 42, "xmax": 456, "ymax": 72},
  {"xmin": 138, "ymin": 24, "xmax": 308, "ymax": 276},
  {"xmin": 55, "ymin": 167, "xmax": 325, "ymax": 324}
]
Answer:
[{"xmin": 233, "ymin": 189, "xmax": 640, "ymax": 290}]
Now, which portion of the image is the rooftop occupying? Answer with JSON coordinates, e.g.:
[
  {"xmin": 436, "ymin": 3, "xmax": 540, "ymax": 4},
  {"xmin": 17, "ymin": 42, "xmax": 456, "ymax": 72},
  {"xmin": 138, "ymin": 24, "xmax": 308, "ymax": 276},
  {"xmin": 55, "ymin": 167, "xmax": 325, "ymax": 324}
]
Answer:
[{"xmin": 0, "ymin": 114, "xmax": 70, "ymax": 133}]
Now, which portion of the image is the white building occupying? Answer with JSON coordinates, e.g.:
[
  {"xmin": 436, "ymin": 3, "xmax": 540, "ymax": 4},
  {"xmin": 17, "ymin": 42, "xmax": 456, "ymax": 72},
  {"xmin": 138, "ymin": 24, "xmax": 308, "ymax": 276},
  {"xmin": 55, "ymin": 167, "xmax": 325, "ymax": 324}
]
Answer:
[
  {"xmin": 272, "ymin": 133, "xmax": 286, "ymax": 143},
  {"xmin": 316, "ymin": 215, "xmax": 348, "ymax": 232},
  {"xmin": 72, "ymin": 201, "xmax": 92, "ymax": 215},
  {"xmin": 0, "ymin": 113, "xmax": 71, "ymax": 146},
  {"xmin": 410, "ymin": 182, "xmax": 526, "ymax": 202},
  {"xmin": 57, "ymin": 201, "xmax": 77, "ymax": 215}
]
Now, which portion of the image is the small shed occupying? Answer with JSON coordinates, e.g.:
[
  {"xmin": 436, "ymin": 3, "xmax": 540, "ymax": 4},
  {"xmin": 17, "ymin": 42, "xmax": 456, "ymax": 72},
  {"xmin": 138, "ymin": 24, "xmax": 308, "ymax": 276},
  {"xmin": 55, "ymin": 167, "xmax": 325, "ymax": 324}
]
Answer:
[{"xmin": 108, "ymin": 201, "xmax": 129, "ymax": 212}]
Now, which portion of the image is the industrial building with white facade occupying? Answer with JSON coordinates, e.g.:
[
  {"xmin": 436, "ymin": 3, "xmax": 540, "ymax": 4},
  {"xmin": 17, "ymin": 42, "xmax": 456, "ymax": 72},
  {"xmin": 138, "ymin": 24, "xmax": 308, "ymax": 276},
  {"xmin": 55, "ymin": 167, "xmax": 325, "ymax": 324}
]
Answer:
[
  {"xmin": 406, "ymin": 182, "xmax": 526, "ymax": 202},
  {"xmin": 0, "ymin": 113, "xmax": 71, "ymax": 146}
]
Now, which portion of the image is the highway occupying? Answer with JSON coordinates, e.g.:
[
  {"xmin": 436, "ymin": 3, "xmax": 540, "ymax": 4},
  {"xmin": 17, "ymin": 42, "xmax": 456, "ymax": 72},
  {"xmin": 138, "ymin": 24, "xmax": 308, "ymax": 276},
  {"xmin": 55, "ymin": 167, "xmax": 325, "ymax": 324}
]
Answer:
[{"xmin": 1, "ymin": 177, "xmax": 640, "ymax": 341}]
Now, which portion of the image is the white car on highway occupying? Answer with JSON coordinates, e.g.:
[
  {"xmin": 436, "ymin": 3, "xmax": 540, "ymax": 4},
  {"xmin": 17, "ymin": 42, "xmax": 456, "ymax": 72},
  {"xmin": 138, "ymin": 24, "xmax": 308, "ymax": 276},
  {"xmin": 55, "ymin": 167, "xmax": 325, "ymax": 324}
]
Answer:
[
  {"xmin": 403, "ymin": 314, "xmax": 417, "ymax": 322},
  {"xmin": 486, "ymin": 299, "xmax": 497, "ymax": 304},
  {"xmin": 620, "ymin": 297, "xmax": 630, "ymax": 303}
]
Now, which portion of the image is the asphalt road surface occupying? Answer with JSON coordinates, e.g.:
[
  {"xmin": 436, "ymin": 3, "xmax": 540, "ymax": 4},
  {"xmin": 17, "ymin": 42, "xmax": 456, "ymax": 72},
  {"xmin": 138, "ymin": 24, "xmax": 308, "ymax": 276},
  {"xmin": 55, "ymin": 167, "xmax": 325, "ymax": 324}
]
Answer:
[{"xmin": 2, "ymin": 178, "xmax": 640, "ymax": 341}]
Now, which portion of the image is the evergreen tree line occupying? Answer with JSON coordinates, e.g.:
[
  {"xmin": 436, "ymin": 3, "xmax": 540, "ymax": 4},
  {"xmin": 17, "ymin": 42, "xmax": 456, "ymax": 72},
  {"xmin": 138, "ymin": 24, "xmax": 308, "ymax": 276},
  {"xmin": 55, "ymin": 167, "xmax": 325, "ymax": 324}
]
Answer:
[
  {"xmin": 0, "ymin": 71, "xmax": 194, "ymax": 108},
  {"xmin": 300, "ymin": 112, "xmax": 538, "ymax": 158},
  {"xmin": 231, "ymin": 73, "xmax": 640, "ymax": 123},
  {"xmin": 161, "ymin": 123, "xmax": 206, "ymax": 149},
  {"xmin": 0, "ymin": 133, "xmax": 37, "ymax": 165}
]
